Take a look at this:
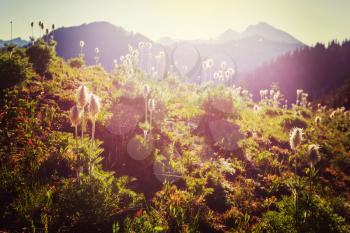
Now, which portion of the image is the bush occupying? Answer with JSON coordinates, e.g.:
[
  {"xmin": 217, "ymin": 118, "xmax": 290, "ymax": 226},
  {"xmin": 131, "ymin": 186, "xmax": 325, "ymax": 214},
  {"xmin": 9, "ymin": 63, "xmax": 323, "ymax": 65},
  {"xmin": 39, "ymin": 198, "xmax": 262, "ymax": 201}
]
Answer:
[
  {"xmin": 260, "ymin": 191, "xmax": 350, "ymax": 233},
  {"xmin": 0, "ymin": 50, "xmax": 33, "ymax": 91},
  {"xmin": 26, "ymin": 39, "xmax": 55, "ymax": 75},
  {"xmin": 68, "ymin": 57, "xmax": 85, "ymax": 69}
]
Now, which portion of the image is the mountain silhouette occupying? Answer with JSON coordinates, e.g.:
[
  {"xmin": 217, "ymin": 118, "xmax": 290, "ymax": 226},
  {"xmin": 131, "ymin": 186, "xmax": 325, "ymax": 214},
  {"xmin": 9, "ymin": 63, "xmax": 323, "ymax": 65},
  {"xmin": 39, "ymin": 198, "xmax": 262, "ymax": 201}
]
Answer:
[
  {"xmin": 218, "ymin": 22, "xmax": 302, "ymax": 44},
  {"xmin": 0, "ymin": 37, "xmax": 29, "ymax": 47},
  {"xmin": 52, "ymin": 22, "xmax": 152, "ymax": 70},
  {"xmin": 50, "ymin": 21, "xmax": 304, "ymax": 75}
]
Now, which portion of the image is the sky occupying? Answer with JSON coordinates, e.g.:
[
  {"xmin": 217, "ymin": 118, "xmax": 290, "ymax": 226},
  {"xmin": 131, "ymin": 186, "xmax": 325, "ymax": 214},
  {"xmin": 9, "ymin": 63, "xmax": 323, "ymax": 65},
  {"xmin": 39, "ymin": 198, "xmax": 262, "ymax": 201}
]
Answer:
[{"xmin": 0, "ymin": 0, "xmax": 349, "ymax": 45}]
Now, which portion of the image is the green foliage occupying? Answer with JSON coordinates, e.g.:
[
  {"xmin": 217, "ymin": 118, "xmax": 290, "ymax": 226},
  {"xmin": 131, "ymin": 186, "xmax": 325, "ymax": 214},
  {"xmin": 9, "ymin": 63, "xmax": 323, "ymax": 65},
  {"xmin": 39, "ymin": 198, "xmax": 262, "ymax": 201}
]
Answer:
[
  {"xmin": 260, "ymin": 191, "xmax": 350, "ymax": 233},
  {"xmin": 68, "ymin": 56, "xmax": 85, "ymax": 69},
  {"xmin": 0, "ymin": 49, "xmax": 33, "ymax": 90},
  {"xmin": 26, "ymin": 39, "xmax": 56, "ymax": 75},
  {"xmin": 0, "ymin": 46, "xmax": 350, "ymax": 232}
]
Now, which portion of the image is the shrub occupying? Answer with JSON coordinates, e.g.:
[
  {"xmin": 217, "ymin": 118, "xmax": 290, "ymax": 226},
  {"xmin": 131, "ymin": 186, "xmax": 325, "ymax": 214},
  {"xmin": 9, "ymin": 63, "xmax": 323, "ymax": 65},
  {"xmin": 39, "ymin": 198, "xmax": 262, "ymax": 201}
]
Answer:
[
  {"xmin": 68, "ymin": 57, "xmax": 85, "ymax": 69},
  {"xmin": 260, "ymin": 191, "xmax": 350, "ymax": 233},
  {"xmin": 281, "ymin": 116, "xmax": 308, "ymax": 131},
  {"xmin": 26, "ymin": 39, "xmax": 55, "ymax": 75},
  {"xmin": 0, "ymin": 51, "xmax": 33, "ymax": 90}
]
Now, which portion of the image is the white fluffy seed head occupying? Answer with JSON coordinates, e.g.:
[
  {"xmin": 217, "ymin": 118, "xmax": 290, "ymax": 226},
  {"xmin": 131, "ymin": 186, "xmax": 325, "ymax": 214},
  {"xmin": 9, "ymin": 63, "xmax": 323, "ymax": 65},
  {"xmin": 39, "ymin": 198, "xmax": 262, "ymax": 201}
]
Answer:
[
  {"xmin": 138, "ymin": 41, "xmax": 145, "ymax": 49},
  {"xmin": 225, "ymin": 70, "xmax": 231, "ymax": 78},
  {"xmin": 220, "ymin": 61, "xmax": 227, "ymax": 70},
  {"xmin": 330, "ymin": 110, "xmax": 337, "ymax": 119},
  {"xmin": 253, "ymin": 105, "xmax": 260, "ymax": 113},
  {"xmin": 207, "ymin": 58, "xmax": 214, "ymax": 68},
  {"xmin": 227, "ymin": 68, "xmax": 235, "ymax": 76},
  {"xmin": 315, "ymin": 116, "xmax": 322, "ymax": 125},
  {"xmin": 88, "ymin": 94, "xmax": 101, "ymax": 117},
  {"xmin": 344, "ymin": 111, "xmax": 350, "ymax": 117},
  {"xmin": 308, "ymin": 144, "xmax": 321, "ymax": 165},
  {"xmin": 77, "ymin": 85, "xmax": 89, "ymax": 108},
  {"xmin": 202, "ymin": 61, "xmax": 208, "ymax": 70},
  {"xmin": 80, "ymin": 40, "xmax": 85, "ymax": 48},
  {"xmin": 296, "ymin": 89, "xmax": 303, "ymax": 96},
  {"xmin": 289, "ymin": 127, "xmax": 303, "ymax": 150},
  {"xmin": 148, "ymin": 99, "xmax": 156, "ymax": 112},
  {"xmin": 70, "ymin": 105, "xmax": 82, "ymax": 126},
  {"xmin": 143, "ymin": 85, "xmax": 150, "ymax": 98},
  {"xmin": 95, "ymin": 48, "xmax": 99, "ymax": 54}
]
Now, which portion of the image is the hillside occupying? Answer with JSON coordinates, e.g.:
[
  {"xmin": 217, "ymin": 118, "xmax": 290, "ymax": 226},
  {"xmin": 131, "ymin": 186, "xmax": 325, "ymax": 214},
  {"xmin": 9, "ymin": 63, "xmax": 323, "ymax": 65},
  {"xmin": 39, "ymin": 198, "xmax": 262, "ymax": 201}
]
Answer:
[
  {"xmin": 244, "ymin": 40, "xmax": 350, "ymax": 108},
  {"xmin": 0, "ymin": 40, "xmax": 349, "ymax": 232}
]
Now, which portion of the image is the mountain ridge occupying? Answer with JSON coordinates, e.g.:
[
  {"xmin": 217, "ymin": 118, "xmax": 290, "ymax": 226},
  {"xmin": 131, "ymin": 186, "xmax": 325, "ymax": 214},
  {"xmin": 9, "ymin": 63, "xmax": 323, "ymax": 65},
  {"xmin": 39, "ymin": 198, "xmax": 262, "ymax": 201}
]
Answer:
[
  {"xmin": 0, "ymin": 37, "xmax": 29, "ymax": 47},
  {"xmin": 48, "ymin": 21, "xmax": 304, "ymax": 75}
]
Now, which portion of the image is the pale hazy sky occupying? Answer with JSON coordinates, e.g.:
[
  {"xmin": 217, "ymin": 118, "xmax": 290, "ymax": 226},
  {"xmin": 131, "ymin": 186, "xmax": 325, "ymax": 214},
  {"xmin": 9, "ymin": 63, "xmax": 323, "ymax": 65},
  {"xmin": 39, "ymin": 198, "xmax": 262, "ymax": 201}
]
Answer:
[{"xmin": 0, "ymin": 0, "xmax": 349, "ymax": 45}]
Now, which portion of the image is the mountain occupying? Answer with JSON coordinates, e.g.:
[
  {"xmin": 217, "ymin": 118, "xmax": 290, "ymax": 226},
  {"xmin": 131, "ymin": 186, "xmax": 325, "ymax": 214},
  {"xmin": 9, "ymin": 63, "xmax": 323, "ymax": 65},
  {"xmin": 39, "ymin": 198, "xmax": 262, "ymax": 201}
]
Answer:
[
  {"xmin": 158, "ymin": 22, "xmax": 304, "ymax": 77},
  {"xmin": 243, "ymin": 40, "xmax": 350, "ymax": 108},
  {"xmin": 52, "ymin": 21, "xmax": 304, "ymax": 76},
  {"xmin": 217, "ymin": 22, "xmax": 302, "ymax": 44},
  {"xmin": 52, "ymin": 22, "xmax": 152, "ymax": 70},
  {"xmin": 0, "ymin": 37, "xmax": 29, "ymax": 47},
  {"xmin": 217, "ymin": 29, "xmax": 239, "ymax": 43}
]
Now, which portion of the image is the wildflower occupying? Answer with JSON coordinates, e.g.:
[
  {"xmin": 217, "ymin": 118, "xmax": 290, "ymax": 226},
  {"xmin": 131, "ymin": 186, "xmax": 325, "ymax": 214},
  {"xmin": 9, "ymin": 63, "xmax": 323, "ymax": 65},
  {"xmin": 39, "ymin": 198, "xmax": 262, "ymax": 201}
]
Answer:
[
  {"xmin": 296, "ymin": 89, "xmax": 303, "ymax": 97},
  {"xmin": 70, "ymin": 105, "xmax": 82, "ymax": 126},
  {"xmin": 225, "ymin": 70, "xmax": 231, "ymax": 79},
  {"xmin": 88, "ymin": 94, "xmax": 101, "ymax": 177},
  {"xmin": 27, "ymin": 139, "xmax": 33, "ymax": 146},
  {"xmin": 259, "ymin": 89, "xmax": 268, "ymax": 100},
  {"xmin": 70, "ymin": 105, "xmax": 81, "ymax": 175},
  {"xmin": 143, "ymin": 85, "xmax": 150, "ymax": 99},
  {"xmin": 148, "ymin": 98, "xmax": 156, "ymax": 134},
  {"xmin": 220, "ymin": 61, "xmax": 227, "ymax": 70},
  {"xmin": 202, "ymin": 61, "xmax": 208, "ymax": 71},
  {"xmin": 344, "ymin": 111, "xmax": 350, "ymax": 118},
  {"xmin": 314, "ymin": 116, "xmax": 322, "ymax": 125},
  {"xmin": 76, "ymin": 85, "xmax": 89, "ymax": 139},
  {"xmin": 253, "ymin": 105, "xmax": 260, "ymax": 113},
  {"xmin": 138, "ymin": 41, "xmax": 145, "ymax": 49},
  {"xmin": 207, "ymin": 58, "xmax": 214, "ymax": 68},
  {"xmin": 88, "ymin": 94, "xmax": 101, "ymax": 118},
  {"xmin": 76, "ymin": 85, "xmax": 89, "ymax": 108},
  {"xmin": 329, "ymin": 110, "xmax": 337, "ymax": 119},
  {"xmin": 308, "ymin": 144, "xmax": 321, "ymax": 167},
  {"xmin": 143, "ymin": 85, "xmax": 151, "ymax": 124},
  {"xmin": 148, "ymin": 98, "xmax": 156, "ymax": 112},
  {"xmin": 227, "ymin": 68, "xmax": 235, "ymax": 76},
  {"xmin": 128, "ymin": 44, "xmax": 133, "ymax": 52},
  {"xmin": 289, "ymin": 128, "xmax": 303, "ymax": 150}
]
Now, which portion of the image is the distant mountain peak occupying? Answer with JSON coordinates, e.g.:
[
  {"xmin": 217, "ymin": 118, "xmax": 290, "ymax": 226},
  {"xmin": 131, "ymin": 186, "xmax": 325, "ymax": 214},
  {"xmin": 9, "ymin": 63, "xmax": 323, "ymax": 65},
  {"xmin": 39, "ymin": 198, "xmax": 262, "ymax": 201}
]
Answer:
[
  {"xmin": 248, "ymin": 21, "xmax": 273, "ymax": 29},
  {"xmin": 0, "ymin": 37, "xmax": 29, "ymax": 47},
  {"xmin": 217, "ymin": 22, "xmax": 303, "ymax": 45},
  {"xmin": 243, "ymin": 22, "xmax": 303, "ymax": 45},
  {"xmin": 218, "ymin": 29, "xmax": 239, "ymax": 42}
]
